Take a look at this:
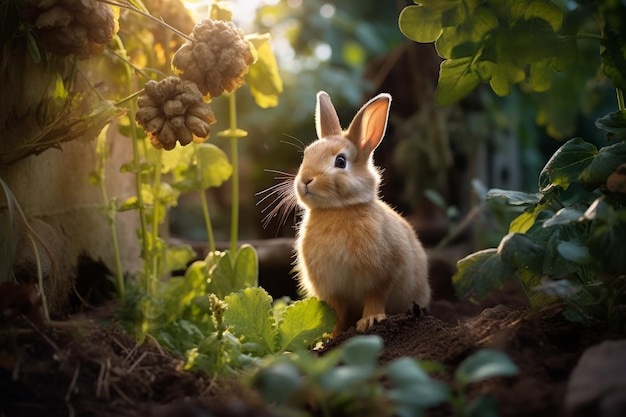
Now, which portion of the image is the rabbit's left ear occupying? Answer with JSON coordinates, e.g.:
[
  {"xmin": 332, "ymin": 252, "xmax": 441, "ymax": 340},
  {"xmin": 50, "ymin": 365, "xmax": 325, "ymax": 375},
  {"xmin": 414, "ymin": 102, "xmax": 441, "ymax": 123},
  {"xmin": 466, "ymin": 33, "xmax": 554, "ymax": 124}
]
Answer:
[
  {"xmin": 347, "ymin": 93, "xmax": 391, "ymax": 154},
  {"xmin": 315, "ymin": 91, "xmax": 342, "ymax": 139}
]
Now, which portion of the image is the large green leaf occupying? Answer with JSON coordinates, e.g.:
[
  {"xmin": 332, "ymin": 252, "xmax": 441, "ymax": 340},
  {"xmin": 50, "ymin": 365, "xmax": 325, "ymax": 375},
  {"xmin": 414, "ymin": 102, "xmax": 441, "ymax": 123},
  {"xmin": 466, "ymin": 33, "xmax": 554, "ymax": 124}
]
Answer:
[
  {"xmin": 224, "ymin": 287, "xmax": 279, "ymax": 354},
  {"xmin": 398, "ymin": 1, "xmax": 459, "ymax": 43},
  {"xmin": 538, "ymin": 138, "xmax": 597, "ymax": 192},
  {"xmin": 232, "ymin": 244, "xmax": 259, "ymax": 289},
  {"xmin": 387, "ymin": 357, "xmax": 449, "ymax": 411},
  {"xmin": 172, "ymin": 143, "xmax": 232, "ymax": 192},
  {"xmin": 435, "ymin": 6, "xmax": 498, "ymax": 60},
  {"xmin": 277, "ymin": 298, "xmax": 334, "ymax": 352},
  {"xmin": 453, "ymin": 248, "xmax": 513, "ymax": 301},
  {"xmin": 578, "ymin": 142, "xmax": 626, "ymax": 191},
  {"xmin": 246, "ymin": 34, "xmax": 283, "ymax": 109},
  {"xmin": 454, "ymin": 349, "xmax": 518, "ymax": 386},
  {"xmin": 496, "ymin": 232, "xmax": 543, "ymax": 271},
  {"xmin": 512, "ymin": 0, "xmax": 561, "ymax": 29},
  {"xmin": 436, "ymin": 57, "xmax": 482, "ymax": 105},
  {"xmin": 595, "ymin": 111, "xmax": 626, "ymax": 141}
]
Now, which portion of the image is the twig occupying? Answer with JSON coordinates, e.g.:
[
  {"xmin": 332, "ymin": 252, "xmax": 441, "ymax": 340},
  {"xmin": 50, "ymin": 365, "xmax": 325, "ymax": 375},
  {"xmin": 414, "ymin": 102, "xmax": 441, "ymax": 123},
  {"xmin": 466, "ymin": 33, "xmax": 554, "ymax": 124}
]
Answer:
[
  {"xmin": 98, "ymin": 0, "xmax": 193, "ymax": 43},
  {"xmin": 22, "ymin": 316, "xmax": 59, "ymax": 352},
  {"xmin": 127, "ymin": 351, "xmax": 148, "ymax": 374},
  {"xmin": 110, "ymin": 382, "xmax": 135, "ymax": 405},
  {"xmin": 65, "ymin": 363, "xmax": 81, "ymax": 402}
]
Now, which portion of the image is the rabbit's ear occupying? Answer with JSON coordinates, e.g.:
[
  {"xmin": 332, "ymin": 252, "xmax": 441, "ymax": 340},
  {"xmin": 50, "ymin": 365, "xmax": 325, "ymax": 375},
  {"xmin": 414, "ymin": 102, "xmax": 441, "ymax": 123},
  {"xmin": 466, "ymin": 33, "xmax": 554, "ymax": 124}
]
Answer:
[
  {"xmin": 346, "ymin": 93, "xmax": 391, "ymax": 154},
  {"xmin": 315, "ymin": 91, "xmax": 342, "ymax": 139}
]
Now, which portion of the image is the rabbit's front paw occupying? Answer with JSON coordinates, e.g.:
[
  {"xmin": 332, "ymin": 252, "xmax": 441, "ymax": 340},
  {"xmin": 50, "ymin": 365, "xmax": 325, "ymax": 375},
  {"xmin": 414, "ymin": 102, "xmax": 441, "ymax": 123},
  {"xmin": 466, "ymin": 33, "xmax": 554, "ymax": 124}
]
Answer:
[{"xmin": 356, "ymin": 313, "xmax": 387, "ymax": 332}]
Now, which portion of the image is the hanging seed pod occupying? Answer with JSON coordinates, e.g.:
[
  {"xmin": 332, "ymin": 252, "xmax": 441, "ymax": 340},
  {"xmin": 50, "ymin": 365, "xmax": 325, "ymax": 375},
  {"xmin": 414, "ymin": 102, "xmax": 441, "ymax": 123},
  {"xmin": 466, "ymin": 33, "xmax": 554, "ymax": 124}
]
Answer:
[
  {"xmin": 171, "ymin": 19, "xmax": 256, "ymax": 98},
  {"xmin": 24, "ymin": 0, "xmax": 117, "ymax": 59},
  {"xmin": 136, "ymin": 77, "xmax": 216, "ymax": 150}
]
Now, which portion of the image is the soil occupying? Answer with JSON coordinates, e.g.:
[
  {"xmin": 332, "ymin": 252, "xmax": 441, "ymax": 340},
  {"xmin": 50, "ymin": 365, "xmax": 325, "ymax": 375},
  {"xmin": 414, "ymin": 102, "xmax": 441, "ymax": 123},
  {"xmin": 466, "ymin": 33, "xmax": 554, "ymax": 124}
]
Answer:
[{"xmin": 0, "ymin": 281, "xmax": 620, "ymax": 417}]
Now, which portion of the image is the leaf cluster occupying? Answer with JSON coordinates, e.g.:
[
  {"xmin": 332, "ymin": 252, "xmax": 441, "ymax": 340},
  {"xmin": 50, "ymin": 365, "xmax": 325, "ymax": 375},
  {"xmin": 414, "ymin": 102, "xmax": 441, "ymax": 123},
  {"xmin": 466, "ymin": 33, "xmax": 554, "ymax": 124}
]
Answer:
[
  {"xmin": 118, "ymin": 245, "xmax": 334, "ymax": 375},
  {"xmin": 399, "ymin": 0, "xmax": 626, "ymax": 107},
  {"xmin": 454, "ymin": 130, "xmax": 626, "ymax": 327},
  {"xmin": 251, "ymin": 335, "xmax": 517, "ymax": 417}
]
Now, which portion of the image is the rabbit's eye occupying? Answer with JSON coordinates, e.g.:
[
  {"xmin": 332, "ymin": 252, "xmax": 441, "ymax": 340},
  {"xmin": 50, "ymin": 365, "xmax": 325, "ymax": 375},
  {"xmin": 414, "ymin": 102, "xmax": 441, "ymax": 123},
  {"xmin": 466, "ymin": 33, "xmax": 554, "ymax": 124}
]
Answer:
[{"xmin": 334, "ymin": 154, "xmax": 347, "ymax": 169}]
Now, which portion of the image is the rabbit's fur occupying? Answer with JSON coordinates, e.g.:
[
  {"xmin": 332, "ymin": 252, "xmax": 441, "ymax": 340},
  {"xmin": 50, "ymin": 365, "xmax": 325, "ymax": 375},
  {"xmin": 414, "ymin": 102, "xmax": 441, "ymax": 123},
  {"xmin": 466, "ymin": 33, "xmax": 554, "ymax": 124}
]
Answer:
[{"xmin": 295, "ymin": 91, "xmax": 431, "ymax": 335}]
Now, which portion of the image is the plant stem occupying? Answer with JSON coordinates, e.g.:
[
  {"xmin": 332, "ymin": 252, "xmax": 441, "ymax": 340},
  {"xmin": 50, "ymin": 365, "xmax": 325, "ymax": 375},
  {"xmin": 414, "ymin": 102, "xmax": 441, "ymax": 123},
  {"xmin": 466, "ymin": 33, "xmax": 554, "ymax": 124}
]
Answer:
[
  {"xmin": 99, "ymin": 183, "xmax": 125, "ymax": 302},
  {"xmin": 617, "ymin": 89, "xmax": 625, "ymax": 111},
  {"xmin": 200, "ymin": 188, "xmax": 217, "ymax": 254},
  {"xmin": 229, "ymin": 93, "xmax": 239, "ymax": 256},
  {"xmin": 150, "ymin": 150, "xmax": 163, "ymax": 294},
  {"xmin": 128, "ymin": 100, "xmax": 150, "ymax": 291}
]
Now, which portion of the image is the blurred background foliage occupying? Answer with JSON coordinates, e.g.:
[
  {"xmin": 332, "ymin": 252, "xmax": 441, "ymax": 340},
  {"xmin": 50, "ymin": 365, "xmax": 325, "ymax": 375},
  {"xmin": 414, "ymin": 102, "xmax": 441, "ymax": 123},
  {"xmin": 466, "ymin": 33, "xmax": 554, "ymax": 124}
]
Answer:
[{"xmin": 166, "ymin": 0, "xmax": 615, "ymax": 251}]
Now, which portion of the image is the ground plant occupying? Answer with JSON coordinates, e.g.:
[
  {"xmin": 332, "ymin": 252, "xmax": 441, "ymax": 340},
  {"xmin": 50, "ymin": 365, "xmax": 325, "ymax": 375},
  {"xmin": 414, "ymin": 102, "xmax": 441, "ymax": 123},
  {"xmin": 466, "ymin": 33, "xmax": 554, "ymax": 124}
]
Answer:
[
  {"xmin": 252, "ymin": 335, "xmax": 518, "ymax": 417},
  {"xmin": 400, "ymin": 0, "xmax": 626, "ymax": 328}
]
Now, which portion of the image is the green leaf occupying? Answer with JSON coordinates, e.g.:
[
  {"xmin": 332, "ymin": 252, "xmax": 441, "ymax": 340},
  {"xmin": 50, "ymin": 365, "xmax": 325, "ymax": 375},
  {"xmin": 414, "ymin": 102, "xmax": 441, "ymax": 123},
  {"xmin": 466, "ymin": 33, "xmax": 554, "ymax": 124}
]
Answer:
[
  {"xmin": 232, "ymin": 244, "xmax": 259, "ymax": 289},
  {"xmin": 399, "ymin": 1, "xmax": 459, "ymax": 43},
  {"xmin": 277, "ymin": 298, "xmax": 335, "ymax": 352},
  {"xmin": 497, "ymin": 232, "xmax": 543, "ymax": 271},
  {"xmin": 172, "ymin": 143, "xmax": 232, "ymax": 192},
  {"xmin": 435, "ymin": 6, "xmax": 498, "ymax": 59},
  {"xmin": 453, "ymin": 248, "xmax": 513, "ymax": 302},
  {"xmin": 539, "ymin": 138, "xmax": 597, "ymax": 192},
  {"xmin": 557, "ymin": 241, "xmax": 592, "ymax": 264},
  {"xmin": 510, "ymin": 0, "xmax": 562, "ymax": 32},
  {"xmin": 528, "ymin": 214, "xmax": 587, "ymax": 280},
  {"xmin": 542, "ymin": 207, "xmax": 584, "ymax": 227},
  {"xmin": 254, "ymin": 361, "xmax": 303, "ymax": 404},
  {"xmin": 487, "ymin": 189, "xmax": 542, "ymax": 206},
  {"xmin": 579, "ymin": 142, "xmax": 626, "ymax": 191},
  {"xmin": 118, "ymin": 196, "xmax": 139, "ymax": 211},
  {"xmin": 529, "ymin": 59, "xmax": 553, "ymax": 92},
  {"xmin": 246, "ymin": 33, "xmax": 283, "ymax": 109},
  {"xmin": 595, "ymin": 111, "xmax": 626, "ymax": 140},
  {"xmin": 164, "ymin": 244, "xmax": 196, "ymax": 272},
  {"xmin": 318, "ymin": 364, "xmax": 376, "ymax": 391},
  {"xmin": 455, "ymin": 349, "xmax": 518, "ymax": 386},
  {"xmin": 509, "ymin": 204, "xmax": 548, "ymax": 233},
  {"xmin": 161, "ymin": 143, "xmax": 194, "ymax": 174},
  {"xmin": 206, "ymin": 251, "xmax": 234, "ymax": 298},
  {"xmin": 387, "ymin": 358, "xmax": 449, "ymax": 410},
  {"xmin": 436, "ymin": 57, "xmax": 482, "ymax": 105},
  {"xmin": 477, "ymin": 58, "xmax": 526, "ymax": 97},
  {"xmin": 224, "ymin": 287, "xmax": 279, "ymax": 355},
  {"xmin": 341, "ymin": 335, "xmax": 384, "ymax": 367}
]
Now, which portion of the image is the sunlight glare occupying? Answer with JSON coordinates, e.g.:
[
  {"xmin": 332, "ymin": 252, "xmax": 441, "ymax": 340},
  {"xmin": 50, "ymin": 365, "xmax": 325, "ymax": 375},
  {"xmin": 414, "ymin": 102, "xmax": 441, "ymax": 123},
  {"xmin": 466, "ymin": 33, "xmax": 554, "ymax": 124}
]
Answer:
[{"xmin": 319, "ymin": 3, "xmax": 336, "ymax": 19}]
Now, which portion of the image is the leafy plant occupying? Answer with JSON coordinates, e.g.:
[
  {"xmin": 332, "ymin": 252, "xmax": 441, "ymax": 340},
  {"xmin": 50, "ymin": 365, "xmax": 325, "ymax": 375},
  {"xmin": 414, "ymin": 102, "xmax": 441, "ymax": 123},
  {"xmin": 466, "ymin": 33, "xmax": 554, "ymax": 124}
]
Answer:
[
  {"xmin": 455, "ymin": 137, "xmax": 626, "ymax": 325},
  {"xmin": 400, "ymin": 0, "xmax": 626, "ymax": 328},
  {"xmin": 252, "ymin": 335, "xmax": 518, "ymax": 417},
  {"xmin": 399, "ymin": 0, "xmax": 623, "ymax": 138},
  {"xmin": 120, "ymin": 246, "xmax": 333, "ymax": 375}
]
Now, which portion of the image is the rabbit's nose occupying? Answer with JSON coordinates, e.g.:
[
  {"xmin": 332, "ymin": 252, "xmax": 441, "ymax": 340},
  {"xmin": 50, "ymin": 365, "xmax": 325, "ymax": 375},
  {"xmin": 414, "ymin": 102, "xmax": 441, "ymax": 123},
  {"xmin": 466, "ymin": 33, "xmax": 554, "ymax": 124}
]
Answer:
[{"xmin": 303, "ymin": 178, "xmax": 313, "ymax": 185}]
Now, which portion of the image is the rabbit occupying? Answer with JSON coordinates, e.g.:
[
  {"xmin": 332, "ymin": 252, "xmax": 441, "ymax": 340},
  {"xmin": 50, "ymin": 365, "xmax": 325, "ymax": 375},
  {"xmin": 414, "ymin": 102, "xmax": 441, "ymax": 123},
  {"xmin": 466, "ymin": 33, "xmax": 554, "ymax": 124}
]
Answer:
[{"xmin": 294, "ymin": 91, "xmax": 431, "ymax": 336}]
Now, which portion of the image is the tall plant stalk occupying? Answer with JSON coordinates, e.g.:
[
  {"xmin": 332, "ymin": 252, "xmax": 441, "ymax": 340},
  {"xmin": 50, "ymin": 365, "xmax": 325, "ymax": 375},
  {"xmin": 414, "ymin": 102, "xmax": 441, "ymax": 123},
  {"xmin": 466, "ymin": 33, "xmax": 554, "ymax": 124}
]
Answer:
[
  {"xmin": 227, "ymin": 92, "xmax": 241, "ymax": 256},
  {"xmin": 199, "ymin": 187, "xmax": 217, "ymax": 254}
]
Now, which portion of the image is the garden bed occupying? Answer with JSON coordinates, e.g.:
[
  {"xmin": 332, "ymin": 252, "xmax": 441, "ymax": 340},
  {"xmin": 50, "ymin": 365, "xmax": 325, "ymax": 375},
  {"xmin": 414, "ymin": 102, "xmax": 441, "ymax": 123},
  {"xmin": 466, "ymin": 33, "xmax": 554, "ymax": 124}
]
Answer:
[{"xmin": 2, "ymin": 285, "xmax": 617, "ymax": 417}]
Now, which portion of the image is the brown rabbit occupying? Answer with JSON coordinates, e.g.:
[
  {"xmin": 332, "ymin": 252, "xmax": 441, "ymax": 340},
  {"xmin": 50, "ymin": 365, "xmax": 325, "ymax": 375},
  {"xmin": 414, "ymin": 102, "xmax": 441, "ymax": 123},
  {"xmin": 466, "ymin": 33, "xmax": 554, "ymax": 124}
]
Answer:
[{"xmin": 294, "ymin": 91, "xmax": 431, "ymax": 335}]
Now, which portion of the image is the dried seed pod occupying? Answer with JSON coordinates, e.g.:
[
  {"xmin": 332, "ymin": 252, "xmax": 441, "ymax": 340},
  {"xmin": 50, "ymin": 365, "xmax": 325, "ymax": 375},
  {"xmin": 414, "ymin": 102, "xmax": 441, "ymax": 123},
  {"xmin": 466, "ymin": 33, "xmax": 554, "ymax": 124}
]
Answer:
[
  {"xmin": 136, "ymin": 77, "xmax": 216, "ymax": 150},
  {"xmin": 24, "ymin": 0, "xmax": 117, "ymax": 59},
  {"xmin": 171, "ymin": 19, "xmax": 256, "ymax": 98}
]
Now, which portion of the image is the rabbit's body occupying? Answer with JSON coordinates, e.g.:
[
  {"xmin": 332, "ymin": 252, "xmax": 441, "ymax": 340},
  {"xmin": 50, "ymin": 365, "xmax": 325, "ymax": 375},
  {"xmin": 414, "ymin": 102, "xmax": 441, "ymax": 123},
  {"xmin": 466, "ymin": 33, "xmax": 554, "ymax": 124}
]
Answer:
[{"xmin": 294, "ymin": 91, "xmax": 431, "ymax": 335}]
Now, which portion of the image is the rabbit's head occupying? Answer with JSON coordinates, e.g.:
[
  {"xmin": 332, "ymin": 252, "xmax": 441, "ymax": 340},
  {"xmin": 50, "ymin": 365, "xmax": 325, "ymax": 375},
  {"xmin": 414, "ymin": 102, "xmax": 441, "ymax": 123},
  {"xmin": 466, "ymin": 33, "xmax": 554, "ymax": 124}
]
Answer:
[{"xmin": 295, "ymin": 91, "xmax": 391, "ymax": 210}]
